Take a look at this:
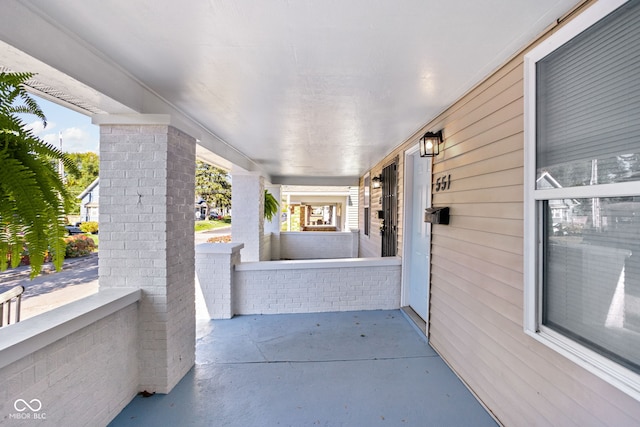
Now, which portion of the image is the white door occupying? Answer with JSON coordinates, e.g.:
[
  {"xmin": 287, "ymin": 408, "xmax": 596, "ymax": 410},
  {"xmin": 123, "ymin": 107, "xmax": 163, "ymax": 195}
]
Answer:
[{"xmin": 403, "ymin": 148, "xmax": 432, "ymax": 322}]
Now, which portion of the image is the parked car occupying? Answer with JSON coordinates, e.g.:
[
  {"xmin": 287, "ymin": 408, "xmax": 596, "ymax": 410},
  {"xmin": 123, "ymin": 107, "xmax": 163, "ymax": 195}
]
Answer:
[
  {"xmin": 209, "ymin": 211, "xmax": 222, "ymax": 220},
  {"xmin": 65, "ymin": 225, "xmax": 84, "ymax": 235}
]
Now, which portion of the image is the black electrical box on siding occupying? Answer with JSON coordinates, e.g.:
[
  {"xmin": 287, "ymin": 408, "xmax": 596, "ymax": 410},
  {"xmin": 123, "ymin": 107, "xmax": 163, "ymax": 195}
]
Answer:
[{"xmin": 424, "ymin": 207, "xmax": 450, "ymax": 225}]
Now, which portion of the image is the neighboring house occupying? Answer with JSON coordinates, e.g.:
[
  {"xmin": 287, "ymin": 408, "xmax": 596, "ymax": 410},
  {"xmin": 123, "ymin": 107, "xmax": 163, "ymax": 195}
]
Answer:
[
  {"xmin": 536, "ymin": 171, "xmax": 580, "ymax": 225},
  {"xmin": 77, "ymin": 177, "xmax": 99, "ymax": 223},
  {"xmin": 194, "ymin": 197, "xmax": 207, "ymax": 220}
]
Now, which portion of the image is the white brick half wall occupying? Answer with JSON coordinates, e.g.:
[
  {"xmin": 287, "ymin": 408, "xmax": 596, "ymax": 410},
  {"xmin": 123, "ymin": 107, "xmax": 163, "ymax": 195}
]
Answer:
[
  {"xmin": 0, "ymin": 289, "xmax": 140, "ymax": 427},
  {"xmin": 278, "ymin": 230, "xmax": 359, "ymax": 260},
  {"xmin": 234, "ymin": 258, "xmax": 401, "ymax": 315}
]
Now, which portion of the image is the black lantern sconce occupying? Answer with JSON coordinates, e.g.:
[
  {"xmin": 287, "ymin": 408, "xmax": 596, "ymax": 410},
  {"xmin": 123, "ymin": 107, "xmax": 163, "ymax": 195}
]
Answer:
[
  {"xmin": 419, "ymin": 130, "xmax": 443, "ymax": 157},
  {"xmin": 372, "ymin": 174, "xmax": 383, "ymax": 189}
]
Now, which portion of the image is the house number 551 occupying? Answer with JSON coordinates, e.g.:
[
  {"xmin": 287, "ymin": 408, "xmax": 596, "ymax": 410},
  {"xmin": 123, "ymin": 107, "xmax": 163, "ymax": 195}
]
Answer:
[{"xmin": 435, "ymin": 174, "xmax": 451, "ymax": 192}]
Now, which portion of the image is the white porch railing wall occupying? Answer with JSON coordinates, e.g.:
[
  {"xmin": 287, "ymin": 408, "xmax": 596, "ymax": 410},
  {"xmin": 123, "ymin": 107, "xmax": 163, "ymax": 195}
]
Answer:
[
  {"xmin": 195, "ymin": 243, "xmax": 244, "ymax": 320},
  {"xmin": 235, "ymin": 257, "xmax": 401, "ymax": 315},
  {"xmin": 276, "ymin": 230, "xmax": 359, "ymax": 260},
  {"xmin": 0, "ymin": 289, "xmax": 140, "ymax": 426},
  {"xmin": 261, "ymin": 232, "xmax": 273, "ymax": 261},
  {"xmin": 196, "ymin": 242, "xmax": 401, "ymax": 319}
]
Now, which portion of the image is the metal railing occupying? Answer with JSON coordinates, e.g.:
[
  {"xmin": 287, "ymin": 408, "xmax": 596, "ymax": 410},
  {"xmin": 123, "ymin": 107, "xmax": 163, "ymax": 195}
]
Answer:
[{"xmin": 0, "ymin": 285, "xmax": 25, "ymax": 327}]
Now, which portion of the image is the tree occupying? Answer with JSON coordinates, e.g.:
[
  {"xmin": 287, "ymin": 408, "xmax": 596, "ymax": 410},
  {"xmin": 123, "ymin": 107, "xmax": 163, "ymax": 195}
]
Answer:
[
  {"xmin": 65, "ymin": 152, "xmax": 100, "ymax": 214},
  {"xmin": 0, "ymin": 72, "xmax": 77, "ymax": 277},
  {"xmin": 195, "ymin": 161, "xmax": 231, "ymax": 212}
]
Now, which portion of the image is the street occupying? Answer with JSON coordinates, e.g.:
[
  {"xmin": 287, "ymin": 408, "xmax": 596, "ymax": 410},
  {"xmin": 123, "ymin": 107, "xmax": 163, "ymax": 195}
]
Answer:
[
  {"xmin": 194, "ymin": 225, "xmax": 231, "ymax": 244},
  {"xmin": 0, "ymin": 253, "xmax": 99, "ymax": 320},
  {"xmin": 0, "ymin": 253, "xmax": 98, "ymax": 299}
]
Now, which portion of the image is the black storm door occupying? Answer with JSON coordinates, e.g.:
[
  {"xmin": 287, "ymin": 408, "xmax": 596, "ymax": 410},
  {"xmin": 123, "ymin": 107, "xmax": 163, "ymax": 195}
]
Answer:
[{"xmin": 381, "ymin": 161, "xmax": 397, "ymax": 257}]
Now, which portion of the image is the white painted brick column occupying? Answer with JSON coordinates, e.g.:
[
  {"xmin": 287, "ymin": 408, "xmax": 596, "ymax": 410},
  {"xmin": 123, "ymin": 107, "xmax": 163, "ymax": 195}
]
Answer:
[
  {"xmin": 231, "ymin": 173, "xmax": 264, "ymax": 262},
  {"xmin": 195, "ymin": 243, "xmax": 244, "ymax": 319},
  {"xmin": 96, "ymin": 117, "xmax": 196, "ymax": 394}
]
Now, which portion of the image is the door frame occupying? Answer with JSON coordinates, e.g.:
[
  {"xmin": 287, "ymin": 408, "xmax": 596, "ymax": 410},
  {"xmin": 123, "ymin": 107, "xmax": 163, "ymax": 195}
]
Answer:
[{"xmin": 401, "ymin": 144, "xmax": 433, "ymax": 334}]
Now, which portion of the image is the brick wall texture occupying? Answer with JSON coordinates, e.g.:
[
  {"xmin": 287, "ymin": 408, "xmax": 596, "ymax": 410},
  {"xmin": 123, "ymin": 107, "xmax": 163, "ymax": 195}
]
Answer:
[
  {"xmin": 235, "ymin": 264, "xmax": 401, "ymax": 315},
  {"xmin": 195, "ymin": 248, "xmax": 242, "ymax": 319},
  {"xmin": 99, "ymin": 124, "xmax": 195, "ymax": 393},
  {"xmin": 0, "ymin": 305, "xmax": 138, "ymax": 427},
  {"xmin": 279, "ymin": 231, "xmax": 359, "ymax": 260},
  {"xmin": 231, "ymin": 174, "xmax": 264, "ymax": 262}
]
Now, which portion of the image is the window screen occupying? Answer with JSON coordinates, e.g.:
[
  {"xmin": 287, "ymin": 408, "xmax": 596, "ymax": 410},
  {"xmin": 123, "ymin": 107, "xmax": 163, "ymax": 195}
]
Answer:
[{"xmin": 536, "ymin": 1, "xmax": 640, "ymax": 189}]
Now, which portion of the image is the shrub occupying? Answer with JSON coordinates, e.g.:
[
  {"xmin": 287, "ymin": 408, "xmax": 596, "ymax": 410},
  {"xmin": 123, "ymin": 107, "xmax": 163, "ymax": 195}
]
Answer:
[
  {"xmin": 5, "ymin": 247, "xmax": 52, "ymax": 266},
  {"xmin": 65, "ymin": 235, "xmax": 97, "ymax": 258},
  {"xmin": 79, "ymin": 221, "xmax": 99, "ymax": 234}
]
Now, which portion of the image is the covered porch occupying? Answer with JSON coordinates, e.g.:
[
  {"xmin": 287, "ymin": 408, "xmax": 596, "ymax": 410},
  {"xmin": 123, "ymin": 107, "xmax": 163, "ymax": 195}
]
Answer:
[
  {"xmin": 4, "ymin": 1, "xmax": 626, "ymax": 426},
  {"xmin": 109, "ymin": 310, "xmax": 497, "ymax": 426}
]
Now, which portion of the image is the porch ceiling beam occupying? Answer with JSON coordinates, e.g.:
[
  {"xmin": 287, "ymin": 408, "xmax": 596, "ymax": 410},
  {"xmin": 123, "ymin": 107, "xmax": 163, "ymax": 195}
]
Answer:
[{"xmin": 270, "ymin": 175, "xmax": 359, "ymax": 187}]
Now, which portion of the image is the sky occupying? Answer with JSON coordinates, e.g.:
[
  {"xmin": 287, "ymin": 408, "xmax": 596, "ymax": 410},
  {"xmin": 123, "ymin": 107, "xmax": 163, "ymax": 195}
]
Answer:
[{"xmin": 23, "ymin": 95, "xmax": 100, "ymax": 153}]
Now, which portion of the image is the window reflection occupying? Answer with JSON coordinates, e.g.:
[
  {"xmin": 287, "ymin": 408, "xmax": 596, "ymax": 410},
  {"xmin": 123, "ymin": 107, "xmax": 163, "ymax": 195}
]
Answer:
[
  {"xmin": 543, "ymin": 197, "xmax": 640, "ymax": 373},
  {"xmin": 537, "ymin": 154, "xmax": 640, "ymax": 189}
]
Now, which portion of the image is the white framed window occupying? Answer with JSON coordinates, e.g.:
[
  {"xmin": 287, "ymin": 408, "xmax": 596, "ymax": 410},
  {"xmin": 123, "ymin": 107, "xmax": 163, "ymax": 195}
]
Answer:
[{"xmin": 524, "ymin": 0, "xmax": 640, "ymax": 399}]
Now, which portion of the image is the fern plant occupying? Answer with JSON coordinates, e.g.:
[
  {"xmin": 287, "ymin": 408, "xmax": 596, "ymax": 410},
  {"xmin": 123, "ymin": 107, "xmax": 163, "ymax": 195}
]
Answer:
[
  {"xmin": 264, "ymin": 189, "xmax": 279, "ymax": 222},
  {"xmin": 0, "ymin": 72, "xmax": 77, "ymax": 278}
]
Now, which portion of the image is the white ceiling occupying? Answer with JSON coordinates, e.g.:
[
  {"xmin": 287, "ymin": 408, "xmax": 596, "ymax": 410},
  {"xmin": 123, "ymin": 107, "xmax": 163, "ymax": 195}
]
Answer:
[{"xmin": 0, "ymin": 0, "xmax": 580, "ymax": 184}]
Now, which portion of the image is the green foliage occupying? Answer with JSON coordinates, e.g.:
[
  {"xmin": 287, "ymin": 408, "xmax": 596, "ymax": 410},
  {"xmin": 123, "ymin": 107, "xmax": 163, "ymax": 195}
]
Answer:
[
  {"xmin": 64, "ymin": 234, "xmax": 96, "ymax": 258},
  {"xmin": 264, "ymin": 189, "xmax": 279, "ymax": 221},
  {"xmin": 0, "ymin": 72, "xmax": 78, "ymax": 277},
  {"xmin": 65, "ymin": 152, "xmax": 99, "ymax": 214},
  {"xmin": 194, "ymin": 219, "xmax": 230, "ymax": 232},
  {"xmin": 195, "ymin": 161, "xmax": 231, "ymax": 209},
  {"xmin": 194, "ymin": 221, "xmax": 217, "ymax": 232},
  {"xmin": 285, "ymin": 205, "xmax": 302, "ymax": 231},
  {"xmin": 79, "ymin": 221, "xmax": 99, "ymax": 234}
]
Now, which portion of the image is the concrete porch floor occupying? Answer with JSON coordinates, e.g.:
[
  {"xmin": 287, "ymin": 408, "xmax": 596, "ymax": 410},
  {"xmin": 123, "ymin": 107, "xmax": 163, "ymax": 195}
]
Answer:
[{"xmin": 109, "ymin": 310, "xmax": 498, "ymax": 427}]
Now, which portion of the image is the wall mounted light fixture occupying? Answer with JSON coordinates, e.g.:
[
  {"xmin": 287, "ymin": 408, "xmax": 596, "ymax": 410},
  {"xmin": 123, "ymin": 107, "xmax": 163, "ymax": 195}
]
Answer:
[
  {"xmin": 372, "ymin": 174, "xmax": 382, "ymax": 189},
  {"xmin": 419, "ymin": 130, "xmax": 443, "ymax": 157}
]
